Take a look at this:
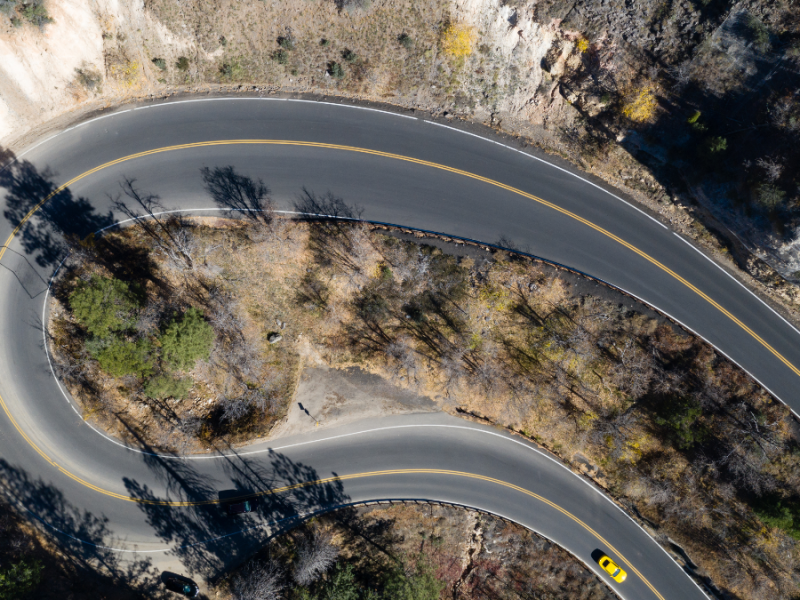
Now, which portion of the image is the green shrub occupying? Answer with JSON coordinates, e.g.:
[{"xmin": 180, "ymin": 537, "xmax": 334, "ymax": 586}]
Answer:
[
  {"xmin": 355, "ymin": 291, "xmax": 388, "ymax": 321},
  {"xmin": 69, "ymin": 276, "xmax": 141, "ymax": 337},
  {"xmin": 652, "ymin": 396, "xmax": 707, "ymax": 449},
  {"xmin": 20, "ymin": 0, "xmax": 51, "ymax": 27},
  {"xmin": 0, "ymin": 557, "xmax": 43, "ymax": 600},
  {"xmin": 398, "ymin": 33, "xmax": 413, "ymax": 49},
  {"xmin": 272, "ymin": 49, "xmax": 289, "ymax": 65},
  {"xmin": 320, "ymin": 38, "xmax": 330, "ymax": 47},
  {"xmin": 329, "ymin": 61, "xmax": 345, "ymax": 79},
  {"xmin": 312, "ymin": 563, "xmax": 363, "ymax": 600},
  {"xmin": 159, "ymin": 308, "xmax": 214, "ymax": 370},
  {"xmin": 382, "ymin": 556, "xmax": 445, "ymax": 600},
  {"xmin": 219, "ymin": 60, "xmax": 244, "ymax": 80},
  {"xmin": 175, "ymin": 56, "xmax": 190, "ymax": 71},
  {"xmin": 745, "ymin": 14, "xmax": 770, "ymax": 51},
  {"xmin": 96, "ymin": 338, "xmax": 154, "ymax": 378},
  {"xmin": 342, "ymin": 48, "xmax": 358, "ymax": 63},
  {"xmin": 687, "ymin": 110, "xmax": 701, "ymax": 124},
  {"xmin": 151, "ymin": 57, "xmax": 167, "ymax": 71},
  {"xmin": 755, "ymin": 183, "xmax": 786, "ymax": 209},
  {"xmin": 278, "ymin": 36, "xmax": 294, "ymax": 50},
  {"xmin": 753, "ymin": 495, "xmax": 800, "ymax": 539},
  {"xmin": 75, "ymin": 67, "xmax": 102, "ymax": 91},
  {"xmin": 144, "ymin": 375, "xmax": 192, "ymax": 400},
  {"xmin": 0, "ymin": 0, "xmax": 18, "ymax": 18},
  {"xmin": 706, "ymin": 136, "xmax": 727, "ymax": 153}
]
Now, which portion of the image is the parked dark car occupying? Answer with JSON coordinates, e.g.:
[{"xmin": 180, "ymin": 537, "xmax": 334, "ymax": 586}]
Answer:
[
  {"xmin": 164, "ymin": 574, "xmax": 199, "ymax": 597},
  {"xmin": 227, "ymin": 497, "xmax": 259, "ymax": 515}
]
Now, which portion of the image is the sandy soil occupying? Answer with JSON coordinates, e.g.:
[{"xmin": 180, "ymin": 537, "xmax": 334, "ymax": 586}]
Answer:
[
  {"xmin": 269, "ymin": 366, "xmax": 441, "ymax": 440},
  {"xmin": 4, "ymin": 0, "xmax": 800, "ymax": 327}
]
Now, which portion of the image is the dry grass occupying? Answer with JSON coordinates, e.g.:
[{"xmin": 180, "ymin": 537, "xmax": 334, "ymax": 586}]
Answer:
[
  {"xmin": 49, "ymin": 219, "xmax": 800, "ymax": 598},
  {"xmin": 144, "ymin": 0, "xmax": 449, "ymax": 97},
  {"xmin": 216, "ymin": 503, "xmax": 617, "ymax": 600}
]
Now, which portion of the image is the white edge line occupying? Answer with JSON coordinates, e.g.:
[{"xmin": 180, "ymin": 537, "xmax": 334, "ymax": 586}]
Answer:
[
  {"xmin": 0, "ymin": 97, "xmax": 768, "ymax": 596},
  {"xmin": 14, "ymin": 417, "xmax": 700, "ymax": 599},
  {"xmin": 8, "ymin": 97, "xmax": 418, "ymax": 167},
  {"xmin": 43, "ymin": 207, "xmax": 800, "ymax": 432},
  {"xmin": 672, "ymin": 231, "xmax": 800, "ymax": 337},
  {"xmin": 32, "ymin": 211, "xmax": 709, "ymax": 595},
  {"xmin": 423, "ymin": 120, "xmax": 669, "ymax": 230},
  {"xmin": 73, "ymin": 110, "xmax": 132, "ymax": 129},
  {"xmin": 18, "ymin": 500, "xmax": 319, "ymax": 553},
  {"xmin": 611, "ymin": 278, "xmax": 800, "ymax": 420},
  {"xmin": 125, "ymin": 97, "xmax": 418, "ymax": 120},
  {"xmin": 11, "ymin": 492, "xmax": 648, "ymax": 600},
  {"xmin": 39, "ymin": 210, "xmax": 377, "ymax": 457},
  {"xmin": 12, "ymin": 133, "xmax": 60, "ymax": 161}
]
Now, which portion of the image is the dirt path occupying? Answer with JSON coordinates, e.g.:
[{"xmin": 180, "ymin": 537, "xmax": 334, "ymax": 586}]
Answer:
[{"xmin": 269, "ymin": 366, "xmax": 441, "ymax": 439}]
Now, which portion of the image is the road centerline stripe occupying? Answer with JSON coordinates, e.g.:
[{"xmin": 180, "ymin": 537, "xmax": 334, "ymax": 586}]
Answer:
[
  {"xmin": 2, "ymin": 139, "xmax": 798, "ymax": 381},
  {"xmin": 0, "ymin": 139, "xmax": 733, "ymax": 600}
]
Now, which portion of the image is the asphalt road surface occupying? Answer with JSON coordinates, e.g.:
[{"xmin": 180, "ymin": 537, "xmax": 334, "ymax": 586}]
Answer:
[{"xmin": 3, "ymin": 97, "xmax": 796, "ymax": 598}]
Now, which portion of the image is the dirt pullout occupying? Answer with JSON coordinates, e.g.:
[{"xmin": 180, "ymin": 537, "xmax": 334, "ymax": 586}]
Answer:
[{"xmin": 269, "ymin": 366, "xmax": 440, "ymax": 440}]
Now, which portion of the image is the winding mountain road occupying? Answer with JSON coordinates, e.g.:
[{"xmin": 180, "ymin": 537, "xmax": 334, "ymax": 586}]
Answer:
[{"xmin": 2, "ymin": 97, "xmax": 798, "ymax": 598}]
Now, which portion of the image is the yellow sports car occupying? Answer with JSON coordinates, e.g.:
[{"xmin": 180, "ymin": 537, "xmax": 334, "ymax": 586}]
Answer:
[{"xmin": 599, "ymin": 554, "xmax": 627, "ymax": 583}]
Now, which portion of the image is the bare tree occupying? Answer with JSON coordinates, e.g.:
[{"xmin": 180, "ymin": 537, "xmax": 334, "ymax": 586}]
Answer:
[
  {"xmin": 667, "ymin": 61, "xmax": 692, "ymax": 90},
  {"xmin": 200, "ymin": 165, "xmax": 274, "ymax": 226},
  {"xmin": 386, "ymin": 338, "xmax": 420, "ymax": 382},
  {"xmin": 383, "ymin": 246, "xmax": 430, "ymax": 288},
  {"xmin": 111, "ymin": 178, "xmax": 197, "ymax": 271},
  {"xmin": 439, "ymin": 349, "xmax": 467, "ymax": 397},
  {"xmin": 160, "ymin": 227, "xmax": 199, "ymax": 272},
  {"xmin": 608, "ymin": 338, "xmax": 653, "ymax": 398},
  {"xmin": 293, "ymin": 529, "xmax": 339, "ymax": 586},
  {"xmin": 220, "ymin": 396, "xmax": 251, "ymax": 423},
  {"xmin": 293, "ymin": 188, "xmax": 362, "ymax": 222},
  {"xmin": 135, "ymin": 299, "xmax": 163, "ymax": 338},
  {"xmin": 295, "ymin": 189, "xmax": 374, "ymax": 290},
  {"xmin": 770, "ymin": 99, "xmax": 800, "ymax": 132},
  {"xmin": 756, "ymin": 156, "xmax": 783, "ymax": 182},
  {"xmin": 208, "ymin": 288, "xmax": 244, "ymax": 337},
  {"xmin": 220, "ymin": 388, "xmax": 271, "ymax": 424},
  {"xmin": 233, "ymin": 559, "xmax": 284, "ymax": 600}
]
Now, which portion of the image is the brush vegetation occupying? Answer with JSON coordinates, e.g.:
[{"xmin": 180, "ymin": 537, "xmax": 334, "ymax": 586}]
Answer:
[{"xmin": 49, "ymin": 197, "xmax": 800, "ymax": 597}]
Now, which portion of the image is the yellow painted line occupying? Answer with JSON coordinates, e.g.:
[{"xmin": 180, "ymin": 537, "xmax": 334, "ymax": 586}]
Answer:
[
  {"xmin": 2, "ymin": 139, "xmax": 797, "ymax": 380},
  {"xmin": 0, "ymin": 408, "xmax": 665, "ymax": 600},
  {"xmin": 0, "ymin": 139, "xmax": 784, "ymax": 600}
]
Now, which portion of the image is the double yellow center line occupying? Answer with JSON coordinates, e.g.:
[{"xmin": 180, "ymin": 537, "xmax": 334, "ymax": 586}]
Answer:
[
  {"xmin": 3, "ymin": 139, "xmax": 796, "ymax": 377},
  {"xmin": 0, "ymin": 139, "xmax": 788, "ymax": 600}
]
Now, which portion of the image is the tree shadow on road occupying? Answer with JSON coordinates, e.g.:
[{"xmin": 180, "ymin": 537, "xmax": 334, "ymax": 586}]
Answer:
[
  {"xmin": 120, "ymin": 426, "xmax": 348, "ymax": 580},
  {"xmin": 200, "ymin": 165, "xmax": 274, "ymax": 226},
  {"xmin": 0, "ymin": 458, "xmax": 169, "ymax": 599},
  {"xmin": 0, "ymin": 148, "xmax": 115, "ymax": 269}
]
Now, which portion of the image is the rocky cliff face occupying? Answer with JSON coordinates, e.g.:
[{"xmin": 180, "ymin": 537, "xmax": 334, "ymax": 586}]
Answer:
[
  {"xmin": 535, "ymin": 0, "xmax": 800, "ymax": 281},
  {"xmin": 1, "ymin": 0, "xmax": 799, "ymax": 291}
]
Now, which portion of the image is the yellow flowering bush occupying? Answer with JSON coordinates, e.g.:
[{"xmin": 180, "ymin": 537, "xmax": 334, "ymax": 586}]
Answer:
[
  {"xmin": 110, "ymin": 60, "xmax": 142, "ymax": 88},
  {"xmin": 576, "ymin": 38, "xmax": 590, "ymax": 53},
  {"xmin": 622, "ymin": 86, "xmax": 658, "ymax": 122},
  {"xmin": 441, "ymin": 23, "xmax": 477, "ymax": 58}
]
